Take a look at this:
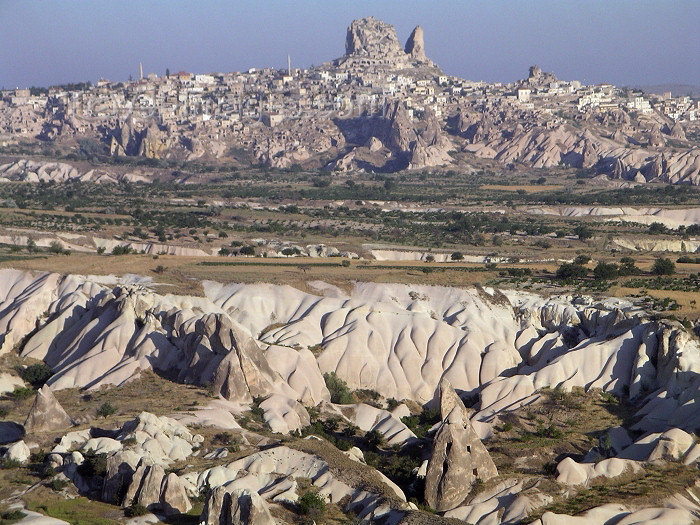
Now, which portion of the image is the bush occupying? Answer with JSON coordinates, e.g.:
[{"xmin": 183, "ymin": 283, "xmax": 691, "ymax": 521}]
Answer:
[
  {"xmin": 593, "ymin": 262, "xmax": 618, "ymax": 280},
  {"xmin": 125, "ymin": 503, "xmax": 149, "ymax": 517},
  {"xmin": 7, "ymin": 387, "xmax": 34, "ymax": 401},
  {"xmin": 111, "ymin": 245, "xmax": 133, "ymax": 256},
  {"xmin": 573, "ymin": 225, "xmax": 593, "ymax": 240},
  {"xmin": 1, "ymin": 458, "xmax": 22, "ymax": 469},
  {"xmin": 239, "ymin": 245, "xmax": 255, "ymax": 256},
  {"xmin": 298, "ymin": 491, "xmax": 326, "ymax": 515},
  {"xmin": 77, "ymin": 452, "xmax": 107, "ymax": 478},
  {"xmin": 1, "ymin": 510, "xmax": 26, "ymax": 522},
  {"xmin": 618, "ymin": 257, "xmax": 640, "ymax": 276},
  {"xmin": 17, "ymin": 363, "xmax": 52, "ymax": 387},
  {"xmin": 323, "ymin": 372, "xmax": 354, "ymax": 404},
  {"xmin": 365, "ymin": 429, "xmax": 385, "ymax": 449},
  {"xmin": 556, "ymin": 263, "xmax": 587, "ymax": 280},
  {"xmin": 47, "ymin": 478, "xmax": 69, "ymax": 491},
  {"xmin": 97, "ymin": 401, "xmax": 117, "ymax": 417},
  {"xmin": 573, "ymin": 255, "xmax": 591, "ymax": 265},
  {"xmin": 652, "ymin": 258, "xmax": 675, "ymax": 276},
  {"xmin": 648, "ymin": 222, "xmax": 667, "ymax": 234},
  {"xmin": 450, "ymin": 251, "xmax": 463, "ymax": 261}
]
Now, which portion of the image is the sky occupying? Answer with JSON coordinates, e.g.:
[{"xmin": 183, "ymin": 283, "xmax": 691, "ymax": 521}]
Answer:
[{"xmin": 1, "ymin": 0, "xmax": 699, "ymax": 89}]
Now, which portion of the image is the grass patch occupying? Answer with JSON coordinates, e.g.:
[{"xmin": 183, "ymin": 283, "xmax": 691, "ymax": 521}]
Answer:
[
  {"xmin": 24, "ymin": 490, "xmax": 123, "ymax": 525},
  {"xmin": 528, "ymin": 463, "xmax": 700, "ymax": 521}
]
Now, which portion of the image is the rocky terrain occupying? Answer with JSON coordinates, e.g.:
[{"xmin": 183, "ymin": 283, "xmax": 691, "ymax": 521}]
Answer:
[
  {"xmin": 2, "ymin": 16, "xmax": 699, "ymax": 182},
  {"xmin": 0, "ymin": 268, "xmax": 698, "ymax": 524}
]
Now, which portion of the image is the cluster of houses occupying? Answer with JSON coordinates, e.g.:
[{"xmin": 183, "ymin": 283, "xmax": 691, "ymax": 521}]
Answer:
[{"xmin": 1, "ymin": 63, "xmax": 697, "ymax": 143}]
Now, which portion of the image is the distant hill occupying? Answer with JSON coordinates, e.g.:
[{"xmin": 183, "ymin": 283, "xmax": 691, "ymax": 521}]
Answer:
[{"xmin": 632, "ymin": 84, "xmax": 700, "ymax": 97}]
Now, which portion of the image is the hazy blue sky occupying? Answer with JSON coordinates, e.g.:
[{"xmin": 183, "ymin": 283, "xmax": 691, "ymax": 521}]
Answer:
[{"xmin": 1, "ymin": 0, "xmax": 698, "ymax": 89}]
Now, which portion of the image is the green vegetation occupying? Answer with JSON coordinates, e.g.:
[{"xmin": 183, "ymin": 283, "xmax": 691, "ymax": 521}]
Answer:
[
  {"xmin": 17, "ymin": 363, "xmax": 52, "ymax": 387},
  {"xmin": 96, "ymin": 401, "xmax": 117, "ymax": 417},
  {"xmin": 651, "ymin": 258, "xmax": 675, "ymax": 275},
  {"xmin": 323, "ymin": 372, "xmax": 354, "ymax": 404}
]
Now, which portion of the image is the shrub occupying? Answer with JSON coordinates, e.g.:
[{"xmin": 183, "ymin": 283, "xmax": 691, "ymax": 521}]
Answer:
[
  {"xmin": 573, "ymin": 255, "xmax": 591, "ymax": 265},
  {"xmin": 618, "ymin": 257, "xmax": 640, "ymax": 276},
  {"xmin": 556, "ymin": 263, "xmax": 587, "ymax": 280},
  {"xmin": 77, "ymin": 452, "xmax": 107, "ymax": 478},
  {"xmin": 7, "ymin": 387, "xmax": 34, "ymax": 401},
  {"xmin": 48, "ymin": 241, "xmax": 63, "ymax": 254},
  {"xmin": 111, "ymin": 245, "xmax": 133, "ymax": 255},
  {"xmin": 648, "ymin": 222, "xmax": 667, "ymax": 234},
  {"xmin": 593, "ymin": 262, "xmax": 618, "ymax": 280},
  {"xmin": 298, "ymin": 491, "xmax": 326, "ymax": 515},
  {"xmin": 652, "ymin": 258, "xmax": 675, "ymax": 275},
  {"xmin": 239, "ymin": 245, "xmax": 255, "ymax": 256},
  {"xmin": 97, "ymin": 401, "xmax": 117, "ymax": 417},
  {"xmin": 17, "ymin": 363, "xmax": 52, "ymax": 387},
  {"xmin": 573, "ymin": 225, "xmax": 593, "ymax": 240},
  {"xmin": 126, "ymin": 503, "xmax": 149, "ymax": 517},
  {"xmin": 1, "ymin": 510, "xmax": 26, "ymax": 521},
  {"xmin": 450, "ymin": 251, "xmax": 463, "ymax": 261},
  {"xmin": 1, "ymin": 458, "xmax": 22, "ymax": 469},
  {"xmin": 323, "ymin": 372, "xmax": 354, "ymax": 404},
  {"xmin": 341, "ymin": 259, "xmax": 351, "ymax": 267},
  {"xmin": 365, "ymin": 429, "xmax": 385, "ymax": 449},
  {"xmin": 47, "ymin": 478, "xmax": 69, "ymax": 491}
]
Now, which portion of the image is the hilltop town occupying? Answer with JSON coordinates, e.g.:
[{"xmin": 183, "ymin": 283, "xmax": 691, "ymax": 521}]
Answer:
[{"xmin": 1, "ymin": 16, "xmax": 699, "ymax": 183}]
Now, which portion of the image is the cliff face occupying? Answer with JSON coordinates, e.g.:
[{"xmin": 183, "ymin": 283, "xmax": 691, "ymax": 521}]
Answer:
[
  {"xmin": 336, "ymin": 16, "xmax": 438, "ymax": 72},
  {"xmin": 344, "ymin": 16, "xmax": 407, "ymax": 61}
]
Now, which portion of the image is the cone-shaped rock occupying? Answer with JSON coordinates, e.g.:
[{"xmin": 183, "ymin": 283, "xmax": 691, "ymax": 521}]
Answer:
[
  {"xmin": 425, "ymin": 380, "xmax": 498, "ymax": 512},
  {"xmin": 405, "ymin": 25, "xmax": 426, "ymax": 61},
  {"xmin": 24, "ymin": 384, "xmax": 73, "ymax": 432}
]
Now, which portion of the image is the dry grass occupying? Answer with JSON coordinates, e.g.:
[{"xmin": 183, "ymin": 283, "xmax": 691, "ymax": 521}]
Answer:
[
  {"xmin": 488, "ymin": 388, "xmax": 638, "ymax": 477},
  {"xmin": 527, "ymin": 462, "xmax": 700, "ymax": 521}
]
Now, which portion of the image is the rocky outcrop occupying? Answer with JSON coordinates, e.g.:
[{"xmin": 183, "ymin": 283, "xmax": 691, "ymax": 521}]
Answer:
[
  {"xmin": 24, "ymin": 385, "xmax": 74, "ymax": 433},
  {"xmin": 2, "ymin": 440, "xmax": 31, "ymax": 464},
  {"xmin": 405, "ymin": 26, "xmax": 427, "ymax": 62},
  {"xmin": 424, "ymin": 380, "xmax": 498, "ymax": 512},
  {"xmin": 201, "ymin": 487, "xmax": 275, "ymax": 525},
  {"xmin": 344, "ymin": 17, "xmax": 408, "ymax": 62},
  {"xmin": 122, "ymin": 459, "xmax": 191, "ymax": 514}
]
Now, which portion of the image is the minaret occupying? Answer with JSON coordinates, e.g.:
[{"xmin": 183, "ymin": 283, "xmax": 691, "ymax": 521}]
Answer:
[
  {"xmin": 287, "ymin": 54, "xmax": 291, "ymax": 76},
  {"xmin": 139, "ymin": 62, "xmax": 143, "ymax": 80}
]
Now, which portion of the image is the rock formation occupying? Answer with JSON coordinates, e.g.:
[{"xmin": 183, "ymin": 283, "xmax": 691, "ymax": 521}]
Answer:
[
  {"xmin": 24, "ymin": 384, "xmax": 73, "ymax": 433},
  {"xmin": 424, "ymin": 380, "xmax": 498, "ymax": 512},
  {"xmin": 201, "ymin": 487, "xmax": 275, "ymax": 525},
  {"xmin": 336, "ymin": 16, "xmax": 439, "ymax": 72},
  {"xmin": 405, "ymin": 26, "xmax": 427, "ymax": 61},
  {"xmin": 344, "ymin": 16, "xmax": 407, "ymax": 62}
]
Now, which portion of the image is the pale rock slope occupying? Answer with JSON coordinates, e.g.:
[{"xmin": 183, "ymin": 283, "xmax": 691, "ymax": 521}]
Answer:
[{"xmin": 1, "ymin": 269, "xmax": 698, "ymax": 445}]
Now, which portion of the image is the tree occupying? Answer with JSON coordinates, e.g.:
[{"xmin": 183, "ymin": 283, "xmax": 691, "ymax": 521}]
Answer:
[
  {"xmin": 573, "ymin": 225, "xmax": 593, "ymax": 240},
  {"xmin": 323, "ymin": 372, "xmax": 354, "ymax": 404},
  {"xmin": 165, "ymin": 68, "xmax": 170, "ymax": 78},
  {"xmin": 651, "ymin": 258, "xmax": 675, "ymax": 275},
  {"xmin": 451, "ymin": 251, "xmax": 463, "ymax": 261},
  {"xmin": 648, "ymin": 222, "xmax": 667, "ymax": 234},
  {"xmin": 573, "ymin": 255, "xmax": 591, "ymax": 265},
  {"xmin": 593, "ymin": 262, "xmax": 619, "ymax": 280},
  {"xmin": 26, "ymin": 239, "xmax": 38, "ymax": 253},
  {"xmin": 618, "ymin": 257, "xmax": 639, "ymax": 276},
  {"xmin": 48, "ymin": 241, "xmax": 65, "ymax": 254},
  {"xmin": 556, "ymin": 262, "xmax": 587, "ymax": 280},
  {"xmin": 298, "ymin": 491, "xmax": 326, "ymax": 517}
]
